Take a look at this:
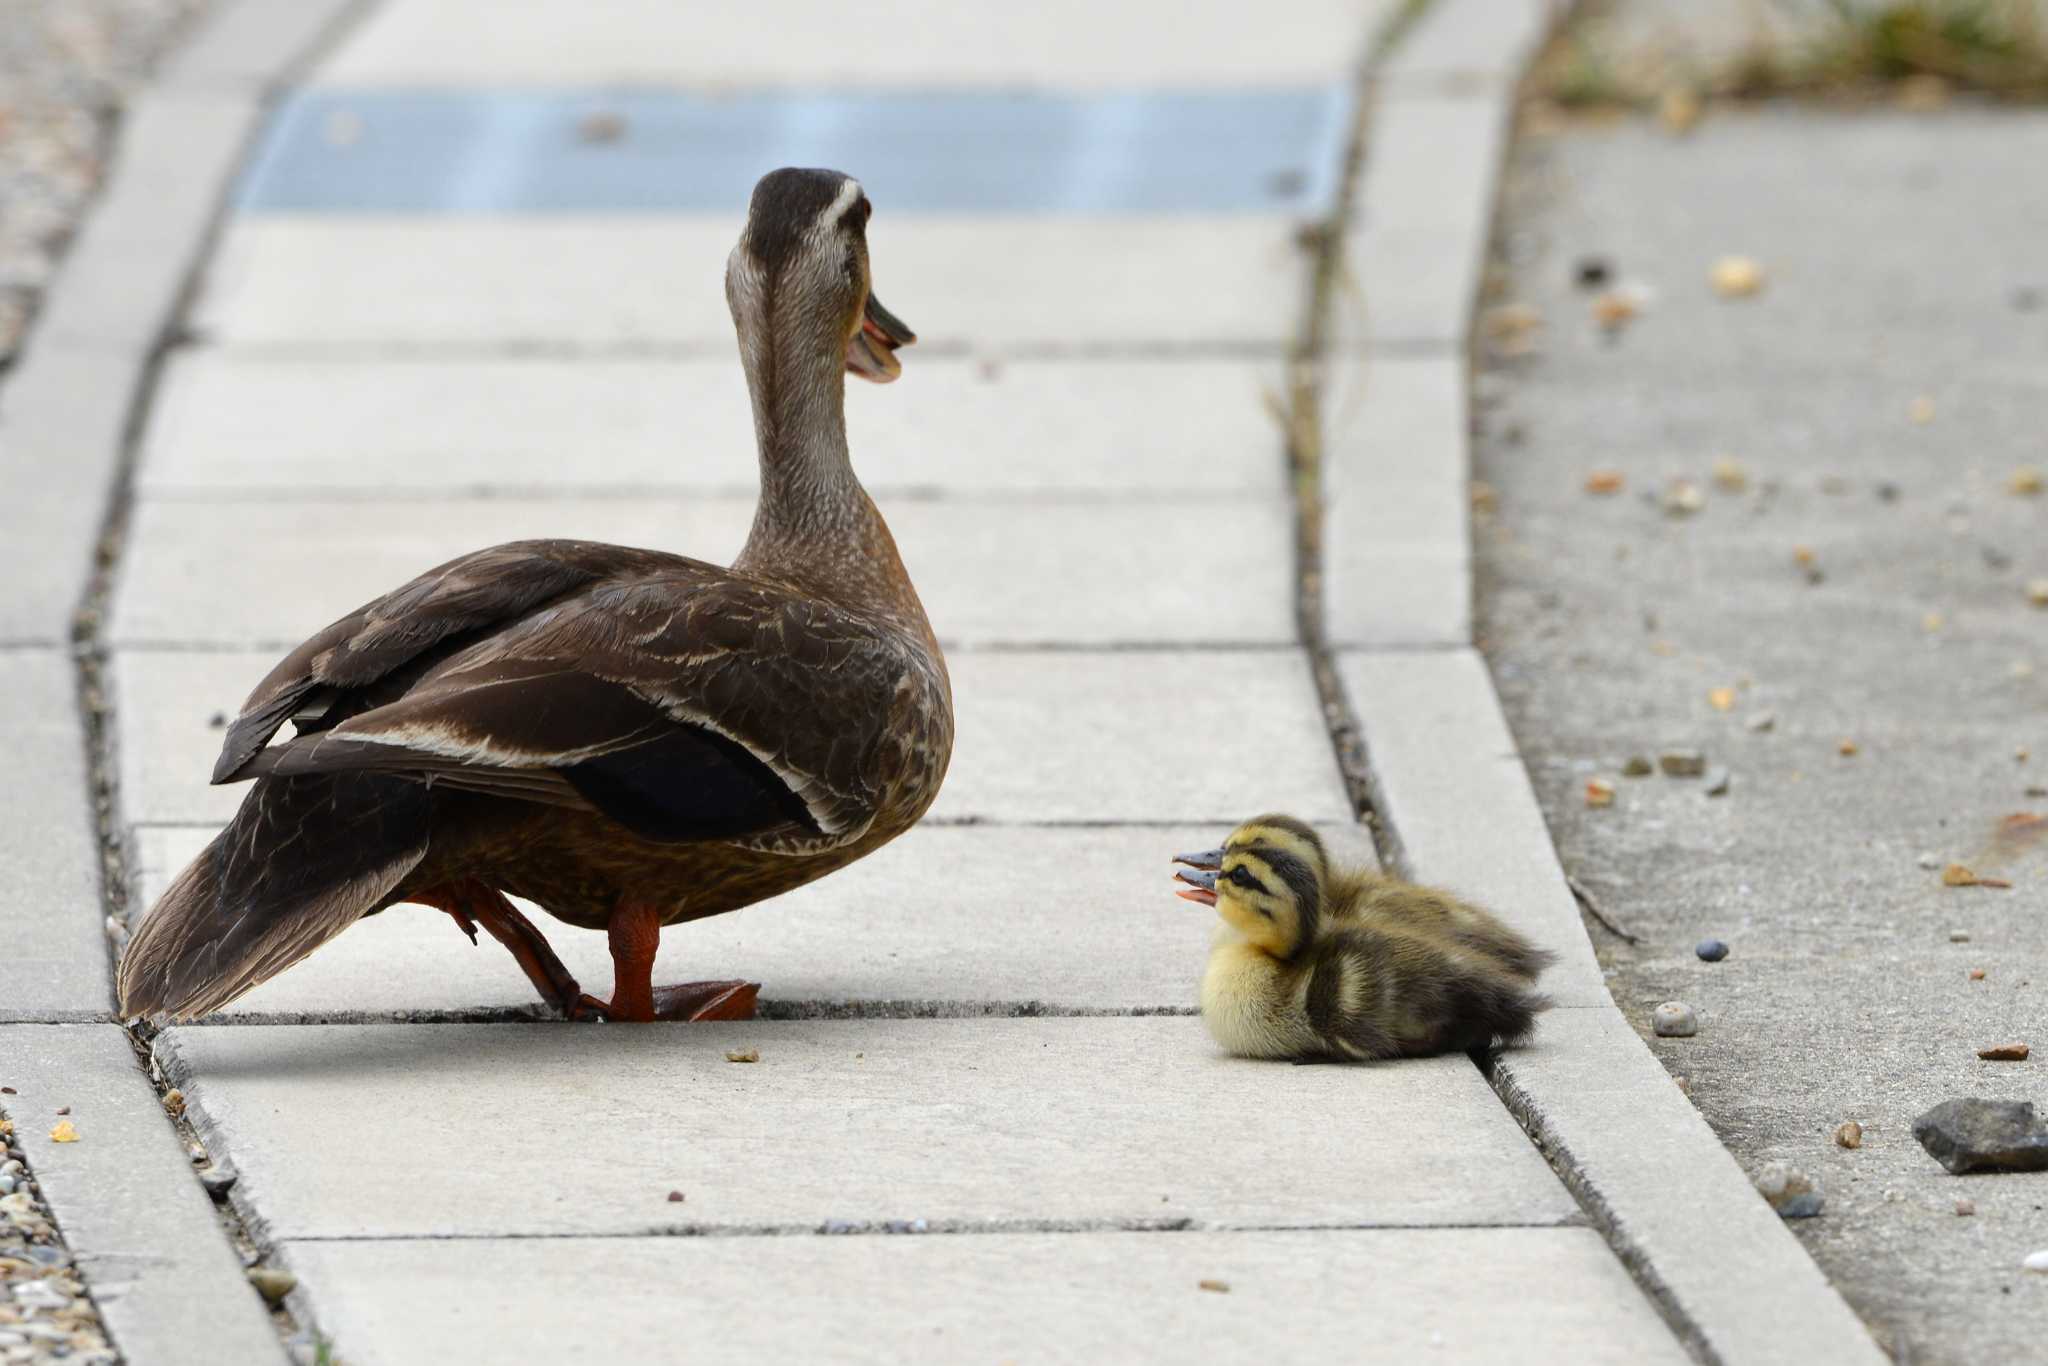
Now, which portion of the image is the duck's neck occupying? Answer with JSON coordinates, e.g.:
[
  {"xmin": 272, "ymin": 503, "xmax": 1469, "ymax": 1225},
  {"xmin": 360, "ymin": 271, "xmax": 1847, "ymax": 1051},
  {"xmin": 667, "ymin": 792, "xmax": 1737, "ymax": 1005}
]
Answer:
[{"xmin": 732, "ymin": 329, "xmax": 929, "ymax": 639}]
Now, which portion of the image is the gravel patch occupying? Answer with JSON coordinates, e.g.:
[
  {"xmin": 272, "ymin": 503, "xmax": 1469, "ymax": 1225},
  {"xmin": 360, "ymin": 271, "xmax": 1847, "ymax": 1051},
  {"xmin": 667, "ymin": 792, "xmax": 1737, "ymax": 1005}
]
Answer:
[
  {"xmin": 0, "ymin": 0, "xmax": 211, "ymax": 365},
  {"xmin": 0, "ymin": 1111, "xmax": 116, "ymax": 1365}
]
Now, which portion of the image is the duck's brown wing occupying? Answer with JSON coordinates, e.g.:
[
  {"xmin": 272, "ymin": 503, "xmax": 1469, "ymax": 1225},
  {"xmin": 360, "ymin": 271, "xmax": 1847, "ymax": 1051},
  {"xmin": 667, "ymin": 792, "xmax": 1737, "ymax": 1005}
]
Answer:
[{"xmin": 221, "ymin": 543, "xmax": 930, "ymax": 848}]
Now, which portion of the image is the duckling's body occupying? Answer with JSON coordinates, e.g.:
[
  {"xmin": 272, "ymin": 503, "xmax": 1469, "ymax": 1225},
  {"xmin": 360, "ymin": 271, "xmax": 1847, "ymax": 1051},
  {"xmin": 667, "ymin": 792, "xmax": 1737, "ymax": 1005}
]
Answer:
[{"xmin": 1178, "ymin": 816, "xmax": 1552, "ymax": 1063}]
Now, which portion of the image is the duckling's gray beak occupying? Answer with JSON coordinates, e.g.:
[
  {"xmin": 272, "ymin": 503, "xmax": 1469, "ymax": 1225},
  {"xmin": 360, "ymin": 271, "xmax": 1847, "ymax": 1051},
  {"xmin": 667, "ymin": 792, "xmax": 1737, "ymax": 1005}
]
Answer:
[
  {"xmin": 1173, "ymin": 847, "xmax": 1225, "ymax": 871},
  {"xmin": 1173, "ymin": 867, "xmax": 1218, "ymax": 906},
  {"xmin": 846, "ymin": 292, "xmax": 915, "ymax": 384}
]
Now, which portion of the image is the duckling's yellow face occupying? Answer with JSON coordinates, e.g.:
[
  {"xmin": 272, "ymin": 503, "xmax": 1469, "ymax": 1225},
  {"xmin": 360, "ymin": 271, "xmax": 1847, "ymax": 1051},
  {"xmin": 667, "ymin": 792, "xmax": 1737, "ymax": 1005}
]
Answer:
[{"xmin": 1173, "ymin": 816, "xmax": 1329, "ymax": 961}]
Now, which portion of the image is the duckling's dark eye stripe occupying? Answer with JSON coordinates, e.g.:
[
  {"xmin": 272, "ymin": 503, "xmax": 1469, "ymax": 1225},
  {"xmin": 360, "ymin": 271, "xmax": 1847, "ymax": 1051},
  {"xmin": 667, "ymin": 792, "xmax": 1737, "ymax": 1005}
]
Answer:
[{"xmin": 1259, "ymin": 848, "xmax": 1321, "ymax": 916}]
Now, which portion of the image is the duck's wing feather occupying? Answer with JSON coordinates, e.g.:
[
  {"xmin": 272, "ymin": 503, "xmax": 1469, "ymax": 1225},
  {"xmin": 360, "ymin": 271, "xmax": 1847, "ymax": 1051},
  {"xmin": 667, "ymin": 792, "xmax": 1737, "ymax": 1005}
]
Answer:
[{"xmin": 218, "ymin": 541, "xmax": 926, "ymax": 847}]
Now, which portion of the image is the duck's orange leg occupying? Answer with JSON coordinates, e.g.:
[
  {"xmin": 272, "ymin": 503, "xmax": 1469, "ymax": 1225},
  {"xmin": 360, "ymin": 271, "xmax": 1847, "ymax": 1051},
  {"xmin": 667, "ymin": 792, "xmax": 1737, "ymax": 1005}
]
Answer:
[
  {"xmin": 605, "ymin": 900, "xmax": 760, "ymax": 1023},
  {"xmin": 415, "ymin": 880, "xmax": 610, "ymax": 1021}
]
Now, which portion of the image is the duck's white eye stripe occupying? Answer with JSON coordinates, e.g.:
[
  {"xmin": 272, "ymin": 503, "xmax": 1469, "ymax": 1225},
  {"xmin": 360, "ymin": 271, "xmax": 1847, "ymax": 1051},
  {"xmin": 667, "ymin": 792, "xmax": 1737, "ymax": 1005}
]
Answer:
[{"xmin": 823, "ymin": 177, "xmax": 864, "ymax": 228}]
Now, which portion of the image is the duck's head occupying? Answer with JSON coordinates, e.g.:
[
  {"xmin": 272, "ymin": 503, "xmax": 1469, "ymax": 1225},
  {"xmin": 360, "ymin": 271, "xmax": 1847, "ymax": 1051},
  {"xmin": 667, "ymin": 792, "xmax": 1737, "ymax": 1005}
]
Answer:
[
  {"xmin": 727, "ymin": 167, "xmax": 916, "ymax": 384},
  {"xmin": 1173, "ymin": 815, "xmax": 1329, "ymax": 960}
]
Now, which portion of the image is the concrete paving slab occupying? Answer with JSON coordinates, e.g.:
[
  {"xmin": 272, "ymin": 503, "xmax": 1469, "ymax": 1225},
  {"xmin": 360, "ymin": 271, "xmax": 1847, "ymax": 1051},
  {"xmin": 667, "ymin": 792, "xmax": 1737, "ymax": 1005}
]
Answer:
[
  {"xmin": 314, "ymin": 0, "xmax": 1391, "ymax": 88},
  {"xmin": 130, "ymin": 822, "xmax": 1374, "ymax": 1018},
  {"xmin": 163, "ymin": 0, "xmax": 400, "ymax": 94},
  {"xmin": 137, "ymin": 354, "xmax": 1289, "ymax": 498},
  {"xmin": 109, "ymin": 494, "xmax": 1295, "ymax": 649},
  {"xmin": 283, "ymin": 1226, "xmax": 1684, "ymax": 1366},
  {"xmin": 1323, "ymin": 351, "xmax": 1471, "ymax": 646},
  {"xmin": 0, "ymin": 653, "xmax": 113, "ymax": 1019},
  {"xmin": 1335, "ymin": 91, "xmax": 1512, "ymax": 351},
  {"xmin": 159, "ymin": 1017, "xmax": 1577, "ymax": 1239},
  {"xmin": 114, "ymin": 648, "xmax": 1353, "ymax": 827},
  {"xmin": 192, "ymin": 217, "xmax": 1313, "ymax": 351},
  {"xmin": 1336, "ymin": 649, "xmax": 1608, "ymax": 1007},
  {"xmin": 0, "ymin": 1024, "xmax": 287, "ymax": 1365},
  {"xmin": 31, "ymin": 92, "xmax": 248, "ymax": 351},
  {"xmin": 1490, "ymin": 1008, "xmax": 1887, "ymax": 1364},
  {"xmin": 0, "ymin": 341, "xmax": 145, "ymax": 645}
]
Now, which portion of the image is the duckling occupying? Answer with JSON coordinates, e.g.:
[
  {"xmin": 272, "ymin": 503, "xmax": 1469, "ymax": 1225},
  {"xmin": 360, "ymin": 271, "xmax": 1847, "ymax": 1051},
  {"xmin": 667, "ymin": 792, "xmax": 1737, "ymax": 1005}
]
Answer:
[{"xmin": 1173, "ymin": 815, "xmax": 1552, "ymax": 1062}]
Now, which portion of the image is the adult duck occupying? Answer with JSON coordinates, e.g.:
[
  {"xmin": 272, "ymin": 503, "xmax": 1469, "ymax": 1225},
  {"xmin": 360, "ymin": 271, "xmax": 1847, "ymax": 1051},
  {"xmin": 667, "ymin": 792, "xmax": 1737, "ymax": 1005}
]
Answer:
[{"xmin": 118, "ymin": 168, "xmax": 952, "ymax": 1022}]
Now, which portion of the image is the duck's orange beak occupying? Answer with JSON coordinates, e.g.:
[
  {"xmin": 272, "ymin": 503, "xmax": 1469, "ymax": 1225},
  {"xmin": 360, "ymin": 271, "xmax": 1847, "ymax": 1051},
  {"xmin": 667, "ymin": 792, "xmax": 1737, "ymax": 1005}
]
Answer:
[{"xmin": 846, "ymin": 293, "xmax": 915, "ymax": 383}]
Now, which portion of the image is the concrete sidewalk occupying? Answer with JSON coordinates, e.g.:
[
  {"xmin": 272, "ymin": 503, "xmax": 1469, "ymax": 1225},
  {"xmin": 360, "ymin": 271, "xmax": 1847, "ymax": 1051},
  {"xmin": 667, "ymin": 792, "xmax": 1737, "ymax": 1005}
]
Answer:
[{"xmin": 1, "ymin": 1, "xmax": 1883, "ymax": 1361}]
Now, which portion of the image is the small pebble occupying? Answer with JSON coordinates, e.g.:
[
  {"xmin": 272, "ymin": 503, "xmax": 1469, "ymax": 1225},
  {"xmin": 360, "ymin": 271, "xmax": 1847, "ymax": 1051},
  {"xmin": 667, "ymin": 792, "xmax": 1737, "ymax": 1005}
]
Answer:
[
  {"xmin": 1908, "ymin": 395, "xmax": 1936, "ymax": 424},
  {"xmin": 1754, "ymin": 1162, "xmax": 1823, "ymax": 1218},
  {"xmin": 1574, "ymin": 257, "xmax": 1612, "ymax": 289},
  {"xmin": 1838, "ymin": 739, "xmax": 1860, "ymax": 757},
  {"xmin": 1198, "ymin": 1278, "xmax": 1231, "ymax": 1294},
  {"xmin": 247, "ymin": 1267, "xmax": 297, "ymax": 1306},
  {"xmin": 1950, "ymin": 930, "xmax": 1970, "ymax": 943},
  {"xmin": 667, "ymin": 1190, "xmax": 685, "ymax": 1202},
  {"xmin": 1710, "ymin": 256, "xmax": 1765, "ymax": 298},
  {"xmin": 1969, "ymin": 969, "xmax": 1987, "ymax": 982},
  {"xmin": 1834, "ymin": 1121, "xmax": 1863, "ymax": 1150},
  {"xmin": 1695, "ymin": 939, "xmax": 1729, "ymax": 963},
  {"xmin": 1876, "ymin": 481, "xmax": 1901, "ymax": 503},
  {"xmin": 2024, "ymin": 1250, "xmax": 2048, "ymax": 1274},
  {"xmin": 1955, "ymin": 1199, "xmax": 1976, "ymax": 1216},
  {"xmin": 2011, "ymin": 467, "xmax": 2043, "ymax": 497},
  {"xmin": 1584, "ymin": 778, "xmax": 1616, "ymax": 808},
  {"xmin": 1710, "ymin": 456, "xmax": 1749, "ymax": 492},
  {"xmin": 1652, "ymin": 1002, "xmax": 1698, "ymax": 1037},
  {"xmin": 821, "ymin": 1219, "xmax": 858, "ymax": 1235},
  {"xmin": 1977, "ymin": 1043, "xmax": 2030, "ymax": 1061},
  {"xmin": 1703, "ymin": 767, "xmax": 1731, "ymax": 797},
  {"xmin": 1659, "ymin": 750, "xmax": 1707, "ymax": 778},
  {"xmin": 1746, "ymin": 712, "xmax": 1776, "ymax": 734},
  {"xmin": 1918, "ymin": 853, "xmax": 1942, "ymax": 870},
  {"xmin": 1622, "ymin": 755, "xmax": 1653, "ymax": 778},
  {"xmin": 724, "ymin": 1049, "xmax": 760, "ymax": 1064},
  {"xmin": 197, "ymin": 1165, "xmax": 237, "ymax": 1199},
  {"xmin": 1662, "ymin": 480, "xmax": 1706, "ymax": 517},
  {"xmin": 2027, "ymin": 579, "xmax": 2048, "ymax": 609}
]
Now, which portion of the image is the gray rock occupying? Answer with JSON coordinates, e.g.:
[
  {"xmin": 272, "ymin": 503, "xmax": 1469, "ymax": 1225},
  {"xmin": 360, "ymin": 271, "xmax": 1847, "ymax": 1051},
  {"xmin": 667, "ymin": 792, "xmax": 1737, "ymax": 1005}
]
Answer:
[
  {"xmin": 1695, "ymin": 939, "xmax": 1729, "ymax": 963},
  {"xmin": 1658, "ymin": 750, "xmax": 1706, "ymax": 778},
  {"xmin": 197, "ymin": 1163, "xmax": 237, "ymax": 1199},
  {"xmin": 1918, "ymin": 853, "xmax": 1942, "ymax": 870},
  {"xmin": 1912, "ymin": 1099, "xmax": 2048, "ymax": 1174},
  {"xmin": 1755, "ymin": 1162, "xmax": 1823, "ymax": 1219},
  {"xmin": 246, "ymin": 1266, "xmax": 297, "ymax": 1306},
  {"xmin": 1703, "ymin": 767, "xmax": 1730, "ymax": 796},
  {"xmin": 1621, "ymin": 755, "xmax": 1653, "ymax": 777},
  {"xmin": 1744, "ymin": 712, "xmax": 1776, "ymax": 733},
  {"xmin": 1652, "ymin": 1002, "xmax": 1698, "ymax": 1037}
]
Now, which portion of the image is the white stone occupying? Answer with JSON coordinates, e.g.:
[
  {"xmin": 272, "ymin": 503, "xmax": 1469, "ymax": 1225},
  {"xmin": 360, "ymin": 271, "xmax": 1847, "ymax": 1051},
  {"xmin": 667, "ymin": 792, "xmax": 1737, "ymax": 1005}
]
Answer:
[
  {"xmin": 114, "ymin": 647, "xmax": 1352, "ymax": 828},
  {"xmin": 0, "ymin": 1026, "xmax": 287, "ymax": 1364},
  {"xmin": 1336, "ymin": 649, "xmax": 1608, "ymax": 1007},
  {"xmin": 1321, "ymin": 352, "xmax": 1469, "ymax": 646},
  {"xmin": 131, "ymin": 821, "xmax": 1372, "ymax": 1018},
  {"xmin": 314, "ymin": 0, "xmax": 1395, "ymax": 88},
  {"xmin": 161, "ymin": 1017, "xmax": 1577, "ymax": 1239},
  {"xmin": 195, "ymin": 217, "xmax": 1313, "ymax": 351},
  {"xmin": 285, "ymin": 1226, "xmax": 1685, "ymax": 1365},
  {"xmin": 2023, "ymin": 1249, "xmax": 2048, "ymax": 1273},
  {"xmin": 138, "ymin": 354, "xmax": 1290, "ymax": 497},
  {"xmin": 110, "ymin": 494, "xmax": 1294, "ymax": 649}
]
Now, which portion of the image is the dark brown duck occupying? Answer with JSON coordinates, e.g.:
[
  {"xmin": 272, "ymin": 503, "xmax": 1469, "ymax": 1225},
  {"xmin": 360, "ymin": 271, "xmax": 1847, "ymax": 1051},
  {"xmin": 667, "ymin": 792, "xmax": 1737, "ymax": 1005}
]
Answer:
[{"xmin": 117, "ymin": 168, "xmax": 952, "ymax": 1023}]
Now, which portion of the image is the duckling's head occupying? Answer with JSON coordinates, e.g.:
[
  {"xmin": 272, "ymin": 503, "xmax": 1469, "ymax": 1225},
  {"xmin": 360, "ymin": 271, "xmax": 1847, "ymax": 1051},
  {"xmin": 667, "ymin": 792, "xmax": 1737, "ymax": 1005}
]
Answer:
[
  {"xmin": 727, "ymin": 167, "xmax": 916, "ymax": 384},
  {"xmin": 1173, "ymin": 815, "xmax": 1330, "ymax": 960}
]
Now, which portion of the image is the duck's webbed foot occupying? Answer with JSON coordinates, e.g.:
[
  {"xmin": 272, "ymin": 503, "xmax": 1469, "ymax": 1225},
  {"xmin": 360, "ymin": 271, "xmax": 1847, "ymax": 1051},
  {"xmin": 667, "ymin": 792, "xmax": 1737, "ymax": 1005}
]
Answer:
[{"xmin": 650, "ymin": 980, "xmax": 760, "ymax": 1022}]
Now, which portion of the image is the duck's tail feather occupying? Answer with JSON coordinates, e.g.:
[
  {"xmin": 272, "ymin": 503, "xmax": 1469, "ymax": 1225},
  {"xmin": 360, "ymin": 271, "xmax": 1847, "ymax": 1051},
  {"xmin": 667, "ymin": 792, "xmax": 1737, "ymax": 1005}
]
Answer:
[{"xmin": 116, "ymin": 773, "xmax": 429, "ymax": 1020}]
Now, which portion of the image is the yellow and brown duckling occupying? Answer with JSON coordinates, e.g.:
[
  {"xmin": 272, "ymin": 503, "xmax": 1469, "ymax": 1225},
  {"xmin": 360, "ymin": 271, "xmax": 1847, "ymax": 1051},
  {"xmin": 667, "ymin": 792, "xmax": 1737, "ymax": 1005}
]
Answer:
[{"xmin": 1173, "ymin": 815, "xmax": 1553, "ymax": 1062}]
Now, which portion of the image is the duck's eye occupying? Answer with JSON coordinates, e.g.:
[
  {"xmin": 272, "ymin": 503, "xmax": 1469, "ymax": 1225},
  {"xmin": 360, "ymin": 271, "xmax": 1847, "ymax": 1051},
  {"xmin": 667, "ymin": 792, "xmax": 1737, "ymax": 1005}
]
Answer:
[
  {"xmin": 843, "ymin": 197, "xmax": 872, "ymax": 232},
  {"xmin": 1226, "ymin": 865, "xmax": 1265, "ymax": 893}
]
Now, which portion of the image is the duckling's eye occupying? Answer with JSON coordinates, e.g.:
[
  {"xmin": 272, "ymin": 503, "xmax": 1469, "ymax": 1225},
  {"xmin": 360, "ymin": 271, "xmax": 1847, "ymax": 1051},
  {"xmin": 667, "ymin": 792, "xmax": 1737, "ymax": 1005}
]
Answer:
[{"xmin": 1226, "ymin": 865, "xmax": 1265, "ymax": 893}]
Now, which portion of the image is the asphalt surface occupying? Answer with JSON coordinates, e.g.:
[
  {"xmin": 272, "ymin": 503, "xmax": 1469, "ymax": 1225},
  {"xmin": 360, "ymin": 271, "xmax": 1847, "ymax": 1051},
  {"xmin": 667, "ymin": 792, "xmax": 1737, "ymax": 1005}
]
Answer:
[{"xmin": 1475, "ymin": 101, "xmax": 2048, "ymax": 1362}]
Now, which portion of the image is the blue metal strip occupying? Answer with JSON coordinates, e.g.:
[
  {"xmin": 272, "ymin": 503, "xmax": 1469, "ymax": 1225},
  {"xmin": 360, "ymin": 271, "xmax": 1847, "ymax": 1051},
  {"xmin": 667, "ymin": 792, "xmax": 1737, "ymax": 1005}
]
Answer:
[{"xmin": 236, "ymin": 87, "xmax": 1352, "ymax": 215}]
